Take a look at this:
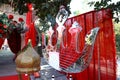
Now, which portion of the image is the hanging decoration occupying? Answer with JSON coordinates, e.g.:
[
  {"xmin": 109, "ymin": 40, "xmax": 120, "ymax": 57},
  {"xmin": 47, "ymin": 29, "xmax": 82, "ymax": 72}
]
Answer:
[
  {"xmin": 44, "ymin": 21, "xmax": 99, "ymax": 73},
  {"xmin": 7, "ymin": 26, "xmax": 21, "ymax": 60},
  {"xmin": 0, "ymin": 13, "xmax": 9, "ymax": 38},
  {"xmin": 0, "ymin": 12, "xmax": 28, "ymax": 38},
  {"xmin": 56, "ymin": 5, "xmax": 69, "ymax": 39},
  {"xmin": 43, "ymin": 5, "xmax": 100, "ymax": 73},
  {"xmin": 0, "ymin": 12, "xmax": 28, "ymax": 59},
  {"xmin": 25, "ymin": 3, "xmax": 37, "ymax": 47}
]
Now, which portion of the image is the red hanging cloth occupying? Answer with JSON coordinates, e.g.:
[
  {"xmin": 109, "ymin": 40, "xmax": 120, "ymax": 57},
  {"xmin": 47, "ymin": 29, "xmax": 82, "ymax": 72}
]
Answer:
[
  {"xmin": 7, "ymin": 29, "xmax": 21, "ymax": 54},
  {"xmin": 25, "ymin": 3, "xmax": 37, "ymax": 47},
  {"xmin": 59, "ymin": 9, "xmax": 116, "ymax": 80},
  {"xmin": 0, "ymin": 38, "xmax": 4, "ymax": 49}
]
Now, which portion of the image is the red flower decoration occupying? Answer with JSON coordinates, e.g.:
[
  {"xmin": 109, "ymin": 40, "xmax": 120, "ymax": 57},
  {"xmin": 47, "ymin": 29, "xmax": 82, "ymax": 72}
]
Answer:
[
  {"xmin": 18, "ymin": 18, "xmax": 24, "ymax": 22},
  {"xmin": 8, "ymin": 14, "xmax": 14, "ymax": 19},
  {"xmin": 3, "ymin": 25, "xmax": 7, "ymax": 29}
]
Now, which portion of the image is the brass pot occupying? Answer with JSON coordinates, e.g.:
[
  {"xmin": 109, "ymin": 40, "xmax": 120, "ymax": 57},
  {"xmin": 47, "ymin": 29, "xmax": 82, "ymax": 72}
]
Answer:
[{"xmin": 15, "ymin": 40, "xmax": 40, "ymax": 74}]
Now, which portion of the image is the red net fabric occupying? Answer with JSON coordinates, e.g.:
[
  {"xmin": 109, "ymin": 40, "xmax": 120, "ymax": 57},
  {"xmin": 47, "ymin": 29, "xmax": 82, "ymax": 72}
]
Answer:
[{"xmin": 59, "ymin": 9, "xmax": 116, "ymax": 80}]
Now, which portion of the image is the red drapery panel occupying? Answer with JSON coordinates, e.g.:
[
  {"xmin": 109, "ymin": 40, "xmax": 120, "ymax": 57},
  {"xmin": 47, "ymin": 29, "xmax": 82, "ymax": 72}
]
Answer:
[
  {"xmin": 0, "ymin": 38, "xmax": 4, "ymax": 49},
  {"xmin": 7, "ymin": 29, "xmax": 21, "ymax": 54},
  {"xmin": 25, "ymin": 22, "xmax": 37, "ymax": 47},
  {"xmin": 61, "ymin": 9, "xmax": 116, "ymax": 80},
  {"xmin": 25, "ymin": 3, "xmax": 37, "ymax": 47}
]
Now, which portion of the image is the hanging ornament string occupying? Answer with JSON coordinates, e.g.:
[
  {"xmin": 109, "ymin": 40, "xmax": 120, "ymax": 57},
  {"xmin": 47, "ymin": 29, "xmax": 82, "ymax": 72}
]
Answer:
[{"xmin": 56, "ymin": 5, "xmax": 68, "ymax": 39}]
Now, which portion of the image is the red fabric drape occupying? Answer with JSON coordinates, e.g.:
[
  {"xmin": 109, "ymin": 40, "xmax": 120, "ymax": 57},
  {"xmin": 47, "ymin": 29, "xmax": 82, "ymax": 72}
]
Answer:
[
  {"xmin": 51, "ymin": 30, "xmax": 58, "ymax": 46},
  {"xmin": 26, "ymin": 3, "xmax": 33, "ymax": 25},
  {"xmin": 25, "ymin": 22, "xmax": 37, "ymax": 47},
  {"xmin": 7, "ymin": 29, "xmax": 21, "ymax": 54},
  {"xmin": 0, "ymin": 38, "xmax": 4, "ymax": 49},
  {"xmin": 26, "ymin": 11, "xmax": 32, "ymax": 26},
  {"xmin": 60, "ymin": 9, "xmax": 116, "ymax": 80},
  {"xmin": 25, "ymin": 3, "xmax": 37, "ymax": 47}
]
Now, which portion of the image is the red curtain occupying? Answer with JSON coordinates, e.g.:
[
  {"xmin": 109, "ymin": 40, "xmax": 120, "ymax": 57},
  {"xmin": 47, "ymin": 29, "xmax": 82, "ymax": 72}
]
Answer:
[{"xmin": 61, "ymin": 9, "xmax": 116, "ymax": 80}]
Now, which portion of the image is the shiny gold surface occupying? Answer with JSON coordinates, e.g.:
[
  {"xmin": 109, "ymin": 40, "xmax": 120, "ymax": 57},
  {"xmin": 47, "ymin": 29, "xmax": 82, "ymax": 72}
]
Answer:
[{"xmin": 15, "ymin": 41, "xmax": 40, "ymax": 73}]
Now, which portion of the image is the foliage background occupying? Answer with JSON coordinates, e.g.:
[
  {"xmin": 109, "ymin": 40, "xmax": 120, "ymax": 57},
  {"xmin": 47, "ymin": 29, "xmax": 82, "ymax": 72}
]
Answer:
[{"xmin": 114, "ymin": 22, "xmax": 120, "ymax": 54}]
